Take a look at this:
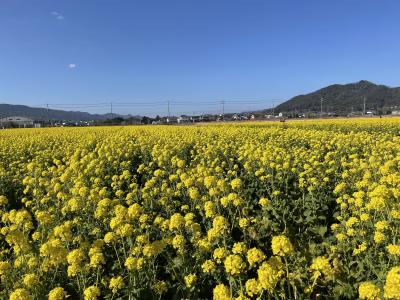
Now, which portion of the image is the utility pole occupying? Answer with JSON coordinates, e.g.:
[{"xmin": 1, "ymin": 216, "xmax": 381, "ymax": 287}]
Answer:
[
  {"xmin": 168, "ymin": 100, "xmax": 170, "ymax": 118},
  {"xmin": 46, "ymin": 104, "xmax": 50, "ymax": 126},
  {"xmin": 272, "ymin": 102, "xmax": 275, "ymax": 116},
  {"xmin": 320, "ymin": 97, "xmax": 323, "ymax": 118},
  {"xmin": 221, "ymin": 100, "xmax": 225, "ymax": 119},
  {"xmin": 363, "ymin": 96, "xmax": 366, "ymax": 116}
]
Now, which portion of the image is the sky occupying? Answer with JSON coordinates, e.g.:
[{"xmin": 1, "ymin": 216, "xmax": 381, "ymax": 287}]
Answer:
[{"xmin": 1, "ymin": 0, "xmax": 400, "ymax": 116}]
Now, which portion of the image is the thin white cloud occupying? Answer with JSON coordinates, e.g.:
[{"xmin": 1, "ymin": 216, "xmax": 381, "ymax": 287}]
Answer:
[
  {"xmin": 51, "ymin": 11, "xmax": 65, "ymax": 20},
  {"xmin": 68, "ymin": 64, "xmax": 77, "ymax": 69}
]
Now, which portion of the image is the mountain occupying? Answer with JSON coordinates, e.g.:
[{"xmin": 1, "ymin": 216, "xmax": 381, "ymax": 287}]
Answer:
[
  {"xmin": 4, "ymin": 81, "xmax": 400, "ymax": 120},
  {"xmin": 0, "ymin": 104, "xmax": 130, "ymax": 121},
  {"xmin": 275, "ymin": 80, "xmax": 400, "ymax": 114}
]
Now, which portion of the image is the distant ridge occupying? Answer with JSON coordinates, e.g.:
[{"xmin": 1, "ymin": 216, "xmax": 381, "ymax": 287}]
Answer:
[
  {"xmin": 275, "ymin": 80, "xmax": 400, "ymax": 114},
  {"xmin": 3, "ymin": 80, "xmax": 400, "ymax": 120},
  {"xmin": 0, "ymin": 104, "xmax": 130, "ymax": 121}
]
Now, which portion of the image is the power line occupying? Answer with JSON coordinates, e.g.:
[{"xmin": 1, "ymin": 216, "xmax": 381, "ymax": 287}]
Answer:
[
  {"xmin": 42, "ymin": 99, "xmax": 281, "ymax": 107},
  {"xmin": 47, "ymin": 104, "xmax": 109, "ymax": 108},
  {"xmin": 46, "ymin": 104, "xmax": 50, "ymax": 125},
  {"xmin": 19, "ymin": 98, "xmax": 286, "ymax": 117}
]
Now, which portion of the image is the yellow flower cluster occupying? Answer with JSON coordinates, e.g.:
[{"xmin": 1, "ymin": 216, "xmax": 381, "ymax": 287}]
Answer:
[
  {"xmin": 213, "ymin": 283, "xmax": 231, "ymax": 300},
  {"xmin": 384, "ymin": 267, "xmax": 400, "ymax": 299},
  {"xmin": 271, "ymin": 235, "xmax": 293, "ymax": 256},
  {"xmin": 48, "ymin": 287, "xmax": 67, "ymax": 300},
  {"xmin": 257, "ymin": 257, "xmax": 284, "ymax": 291},
  {"xmin": 358, "ymin": 282, "xmax": 381, "ymax": 300},
  {"xmin": 84, "ymin": 286, "xmax": 101, "ymax": 300},
  {"xmin": 224, "ymin": 254, "xmax": 245, "ymax": 275}
]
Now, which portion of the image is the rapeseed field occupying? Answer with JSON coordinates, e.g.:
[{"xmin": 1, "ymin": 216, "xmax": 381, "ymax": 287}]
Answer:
[{"xmin": 0, "ymin": 119, "xmax": 400, "ymax": 299}]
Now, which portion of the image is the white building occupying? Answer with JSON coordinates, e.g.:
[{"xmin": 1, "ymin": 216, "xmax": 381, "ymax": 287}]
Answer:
[{"xmin": 177, "ymin": 116, "xmax": 191, "ymax": 124}]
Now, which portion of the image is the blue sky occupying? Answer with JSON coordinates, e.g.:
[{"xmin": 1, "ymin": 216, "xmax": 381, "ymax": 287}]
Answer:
[{"xmin": 1, "ymin": 0, "xmax": 400, "ymax": 116}]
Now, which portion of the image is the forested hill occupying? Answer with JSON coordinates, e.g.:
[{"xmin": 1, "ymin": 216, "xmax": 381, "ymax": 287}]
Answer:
[
  {"xmin": 0, "ymin": 104, "xmax": 124, "ymax": 121},
  {"xmin": 275, "ymin": 80, "xmax": 400, "ymax": 113}
]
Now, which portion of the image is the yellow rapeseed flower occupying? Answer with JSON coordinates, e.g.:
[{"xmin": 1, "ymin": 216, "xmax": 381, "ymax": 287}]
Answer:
[
  {"xmin": 48, "ymin": 287, "xmax": 68, "ymax": 300},
  {"xmin": 384, "ymin": 266, "xmax": 400, "ymax": 299},
  {"xmin": 271, "ymin": 235, "xmax": 293, "ymax": 256},
  {"xmin": 358, "ymin": 282, "xmax": 380, "ymax": 300}
]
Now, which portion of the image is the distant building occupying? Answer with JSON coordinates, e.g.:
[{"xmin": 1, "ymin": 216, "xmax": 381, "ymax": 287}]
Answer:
[
  {"xmin": 157, "ymin": 117, "xmax": 177, "ymax": 124},
  {"xmin": 0, "ymin": 116, "xmax": 34, "ymax": 128},
  {"xmin": 190, "ymin": 116, "xmax": 204, "ymax": 122},
  {"xmin": 199, "ymin": 115, "xmax": 216, "ymax": 122},
  {"xmin": 177, "ymin": 116, "xmax": 191, "ymax": 124}
]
